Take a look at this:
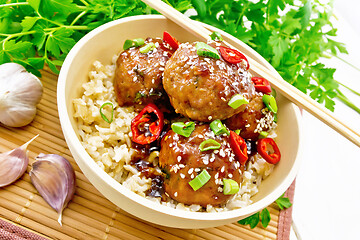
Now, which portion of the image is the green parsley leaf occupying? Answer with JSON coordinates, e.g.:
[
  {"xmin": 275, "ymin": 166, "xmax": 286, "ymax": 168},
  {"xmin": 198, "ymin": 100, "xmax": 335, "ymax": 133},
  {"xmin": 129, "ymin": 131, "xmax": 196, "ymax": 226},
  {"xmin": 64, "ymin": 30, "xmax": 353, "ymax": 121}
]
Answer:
[
  {"xmin": 260, "ymin": 208, "xmax": 271, "ymax": 228},
  {"xmin": 276, "ymin": 194, "xmax": 292, "ymax": 210},
  {"xmin": 238, "ymin": 212, "xmax": 260, "ymax": 229},
  {"xmin": 46, "ymin": 28, "xmax": 76, "ymax": 58}
]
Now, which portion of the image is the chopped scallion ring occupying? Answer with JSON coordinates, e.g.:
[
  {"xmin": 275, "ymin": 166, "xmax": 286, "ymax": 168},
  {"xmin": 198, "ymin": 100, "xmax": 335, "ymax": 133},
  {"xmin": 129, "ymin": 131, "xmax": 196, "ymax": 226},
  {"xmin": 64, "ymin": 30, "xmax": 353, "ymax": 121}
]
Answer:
[
  {"xmin": 262, "ymin": 94, "xmax": 278, "ymax": 113},
  {"xmin": 210, "ymin": 31, "xmax": 223, "ymax": 41},
  {"xmin": 195, "ymin": 42, "xmax": 220, "ymax": 59},
  {"xmin": 259, "ymin": 131, "xmax": 269, "ymax": 138},
  {"xmin": 199, "ymin": 139, "xmax": 221, "ymax": 152},
  {"xmin": 234, "ymin": 129, "xmax": 241, "ymax": 135},
  {"xmin": 100, "ymin": 102, "xmax": 114, "ymax": 123},
  {"xmin": 123, "ymin": 38, "xmax": 145, "ymax": 50},
  {"xmin": 140, "ymin": 42, "xmax": 156, "ymax": 54},
  {"xmin": 228, "ymin": 94, "xmax": 249, "ymax": 109},
  {"xmin": 189, "ymin": 169, "xmax": 211, "ymax": 191},
  {"xmin": 171, "ymin": 121, "xmax": 195, "ymax": 137},
  {"xmin": 223, "ymin": 179, "xmax": 239, "ymax": 195},
  {"xmin": 210, "ymin": 119, "xmax": 229, "ymax": 135}
]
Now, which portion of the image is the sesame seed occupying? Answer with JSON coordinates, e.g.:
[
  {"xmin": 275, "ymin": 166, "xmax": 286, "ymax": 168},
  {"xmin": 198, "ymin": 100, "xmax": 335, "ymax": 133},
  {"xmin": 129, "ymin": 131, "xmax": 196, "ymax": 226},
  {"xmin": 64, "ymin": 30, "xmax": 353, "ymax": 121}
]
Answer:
[
  {"xmin": 213, "ymin": 150, "xmax": 219, "ymax": 154},
  {"xmin": 177, "ymin": 156, "xmax": 182, "ymax": 162},
  {"xmin": 174, "ymin": 192, "xmax": 178, "ymax": 197},
  {"xmin": 169, "ymin": 143, "xmax": 173, "ymax": 147},
  {"xmin": 179, "ymin": 164, "xmax": 185, "ymax": 168},
  {"xmin": 215, "ymin": 172, "xmax": 219, "ymax": 179},
  {"xmin": 180, "ymin": 173, "xmax": 185, "ymax": 179},
  {"xmin": 191, "ymin": 174, "xmax": 194, "ymax": 179},
  {"xmin": 208, "ymin": 116, "xmax": 213, "ymax": 120},
  {"xmin": 195, "ymin": 168, "xmax": 201, "ymax": 172},
  {"xmin": 228, "ymin": 173, "xmax": 233, "ymax": 178},
  {"xmin": 221, "ymin": 166, "xmax": 225, "ymax": 173},
  {"xmin": 218, "ymin": 187, "xmax": 223, "ymax": 192},
  {"xmin": 188, "ymin": 168, "xmax": 194, "ymax": 174}
]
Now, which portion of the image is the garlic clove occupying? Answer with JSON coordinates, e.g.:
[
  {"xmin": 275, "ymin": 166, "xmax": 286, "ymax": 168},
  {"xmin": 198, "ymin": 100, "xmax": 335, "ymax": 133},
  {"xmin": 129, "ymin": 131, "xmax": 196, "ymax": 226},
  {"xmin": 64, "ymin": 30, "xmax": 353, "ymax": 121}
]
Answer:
[
  {"xmin": 0, "ymin": 62, "xmax": 43, "ymax": 127},
  {"xmin": 0, "ymin": 135, "xmax": 38, "ymax": 187},
  {"xmin": 29, "ymin": 153, "xmax": 76, "ymax": 225}
]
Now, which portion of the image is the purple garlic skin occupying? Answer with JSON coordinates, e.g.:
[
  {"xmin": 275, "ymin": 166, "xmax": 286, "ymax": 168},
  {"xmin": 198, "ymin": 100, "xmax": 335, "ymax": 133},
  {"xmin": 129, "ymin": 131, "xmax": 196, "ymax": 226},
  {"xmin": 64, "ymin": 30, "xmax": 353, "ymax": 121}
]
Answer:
[
  {"xmin": 30, "ymin": 153, "xmax": 76, "ymax": 225},
  {"xmin": 0, "ymin": 135, "xmax": 38, "ymax": 187}
]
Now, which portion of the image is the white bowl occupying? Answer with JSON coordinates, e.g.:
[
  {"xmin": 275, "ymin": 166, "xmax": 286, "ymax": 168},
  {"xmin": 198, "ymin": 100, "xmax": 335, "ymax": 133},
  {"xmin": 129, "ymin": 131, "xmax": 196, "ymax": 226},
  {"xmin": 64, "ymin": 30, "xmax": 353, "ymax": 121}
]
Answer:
[{"xmin": 57, "ymin": 15, "xmax": 302, "ymax": 228}]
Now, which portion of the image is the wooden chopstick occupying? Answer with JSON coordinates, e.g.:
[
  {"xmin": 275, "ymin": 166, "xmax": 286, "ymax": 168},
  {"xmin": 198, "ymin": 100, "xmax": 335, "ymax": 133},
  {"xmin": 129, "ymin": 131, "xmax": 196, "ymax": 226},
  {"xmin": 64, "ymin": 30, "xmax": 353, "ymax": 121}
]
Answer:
[{"xmin": 141, "ymin": 0, "xmax": 360, "ymax": 148}]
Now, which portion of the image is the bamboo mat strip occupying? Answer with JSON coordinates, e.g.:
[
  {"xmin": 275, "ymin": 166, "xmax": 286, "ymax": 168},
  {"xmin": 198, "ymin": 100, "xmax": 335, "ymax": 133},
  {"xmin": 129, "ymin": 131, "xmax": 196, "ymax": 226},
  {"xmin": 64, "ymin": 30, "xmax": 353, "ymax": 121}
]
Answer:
[{"xmin": 0, "ymin": 68, "xmax": 290, "ymax": 239}]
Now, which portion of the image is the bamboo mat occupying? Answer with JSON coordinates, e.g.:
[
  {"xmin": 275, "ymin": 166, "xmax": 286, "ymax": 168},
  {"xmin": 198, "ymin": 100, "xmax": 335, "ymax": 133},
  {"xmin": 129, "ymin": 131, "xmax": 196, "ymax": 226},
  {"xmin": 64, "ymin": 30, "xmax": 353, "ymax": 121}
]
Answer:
[{"xmin": 0, "ymin": 67, "xmax": 292, "ymax": 240}]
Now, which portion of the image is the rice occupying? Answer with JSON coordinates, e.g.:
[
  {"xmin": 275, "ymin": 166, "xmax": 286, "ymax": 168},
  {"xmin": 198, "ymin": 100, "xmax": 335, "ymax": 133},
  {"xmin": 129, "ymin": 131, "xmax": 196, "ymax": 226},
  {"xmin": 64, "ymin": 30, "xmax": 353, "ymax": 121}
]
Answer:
[{"xmin": 73, "ymin": 59, "xmax": 276, "ymax": 212}]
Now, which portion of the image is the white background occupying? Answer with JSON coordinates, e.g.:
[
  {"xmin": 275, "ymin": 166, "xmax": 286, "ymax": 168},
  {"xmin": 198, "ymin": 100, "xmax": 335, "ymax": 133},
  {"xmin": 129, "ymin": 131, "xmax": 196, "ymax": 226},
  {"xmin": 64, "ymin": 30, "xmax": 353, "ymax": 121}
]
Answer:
[{"xmin": 291, "ymin": 0, "xmax": 360, "ymax": 239}]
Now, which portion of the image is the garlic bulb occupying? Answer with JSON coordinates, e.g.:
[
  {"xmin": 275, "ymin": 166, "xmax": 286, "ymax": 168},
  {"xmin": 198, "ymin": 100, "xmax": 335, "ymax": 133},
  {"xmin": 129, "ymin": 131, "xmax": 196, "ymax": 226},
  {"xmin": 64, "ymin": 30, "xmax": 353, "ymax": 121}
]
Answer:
[
  {"xmin": 0, "ymin": 62, "xmax": 43, "ymax": 127},
  {"xmin": 0, "ymin": 135, "xmax": 38, "ymax": 187},
  {"xmin": 29, "ymin": 154, "xmax": 76, "ymax": 225}
]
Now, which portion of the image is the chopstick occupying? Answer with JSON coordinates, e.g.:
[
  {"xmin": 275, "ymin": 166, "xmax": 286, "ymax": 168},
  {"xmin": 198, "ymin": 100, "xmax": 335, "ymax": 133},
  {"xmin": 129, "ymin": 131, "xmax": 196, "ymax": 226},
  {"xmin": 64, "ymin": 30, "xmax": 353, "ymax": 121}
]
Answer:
[{"xmin": 141, "ymin": 0, "xmax": 360, "ymax": 148}]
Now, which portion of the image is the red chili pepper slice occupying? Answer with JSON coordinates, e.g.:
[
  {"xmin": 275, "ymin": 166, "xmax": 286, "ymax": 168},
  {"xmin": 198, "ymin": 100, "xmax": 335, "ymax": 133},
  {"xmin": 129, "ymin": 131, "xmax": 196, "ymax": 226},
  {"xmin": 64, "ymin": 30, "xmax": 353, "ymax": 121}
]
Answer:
[
  {"xmin": 229, "ymin": 130, "xmax": 248, "ymax": 165},
  {"xmin": 251, "ymin": 77, "xmax": 272, "ymax": 94},
  {"xmin": 257, "ymin": 138, "xmax": 281, "ymax": 164},
  {"xmin": 219, "ymin": 46, "xmax": 249, "ymax": 70},
  {"xmin": 131, "ymin": 103, "xmax": 164, "ymax": 145},
  {"xmin": 163, "ymin": 31, "xmax": 180, "ymax": 50}
]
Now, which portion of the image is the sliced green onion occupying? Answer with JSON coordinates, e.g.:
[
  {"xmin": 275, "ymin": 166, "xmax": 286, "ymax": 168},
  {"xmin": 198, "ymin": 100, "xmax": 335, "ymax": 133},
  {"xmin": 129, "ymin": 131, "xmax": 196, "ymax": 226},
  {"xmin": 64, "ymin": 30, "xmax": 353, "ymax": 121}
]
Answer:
[
  {"xmin": 123, "ymin": 38, "xmax": 145, "ymax": 50},
  {"xmin": 262, "ymin": 94, "xmax": 278, "ymax": 113},
  {"xmin": 189, "ymin": 169, "xmax": 211, "ymax": 191},
  {"xmin": 210, "ymin": 119, "xmax": 229, "ymax": 135},
  {"xmin": 210, "ymin": 31, "xmax": 223, "ymax": 41},
  {"xmin": 195, "ymin": 42, "xmax": 220, "ymax": 59},
  {"xmin": 228, "ymin": 94, "xmax": 249, "ymax": 109},
  {"xmin": 140, "ymin": 42, "xmax": 155, "ymax": 54},
  {"xmin": 234, "ymin": 129, "xmax": 241, "ymax": 135},
  {"xmin": 171, "ymin": 121, "xmax": 195, "ymax": 137},
  {"xmin": 223, "ymin": 179, "xmax": 239, "ymax": 195},
  {"xmin": 199, "ymin": 139, "xmax": 221, "ymax": 152},
  {"xmin": 259, "ymin": 131, "xmax": 268, "ymax": 139},
  {"xmin": 100, "ymin": 102, "xmax": 114, "ymax": 123}
]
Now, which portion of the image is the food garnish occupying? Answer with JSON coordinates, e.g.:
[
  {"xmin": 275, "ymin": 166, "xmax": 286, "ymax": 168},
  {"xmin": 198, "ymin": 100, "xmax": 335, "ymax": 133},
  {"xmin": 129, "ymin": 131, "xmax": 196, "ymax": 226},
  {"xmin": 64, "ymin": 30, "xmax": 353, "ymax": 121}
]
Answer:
[
  {"xmin": 257, "ymin": 138, "xmax": 281, "ymax": 164},
  {"xmin": 163, "ymin": 31, "xmax": 180, "ymax": 50},
  {"xmin": 131, "ymin": 103, "xmax": 164, "ymax": 145},
  {"xmin": 251, "ymin": 77, "xmax": 272, "ymax": 94},
  {"xmin": 228, "ymin": 94, "xmax": 249, "ymax": 109},
  {"xmin": 219, "ymin": 46, "xmax": 249, "ymax": 69},
  {"xmin": 30, "ymin": 153, "xmax": 76, "ymax": 225},
  {"xmin": 188, "ymin": 169, "xmax": 211, "ymax": 191},
  {"xmin": 139, "ymin": 42, "xmax": 156, "ymax": 54},
  {"xmin": 0, "ymin": 135, "xmax": 38, "ymax": 187},
  {"xmin": 199, "ymin": 139, "xmax": 221, "ymax": 152},
  {"xmin": 123, "ymin": 38, "xmax": 145, "ymax": 50},
  {"xmin": 238, "ymin": 194, "xmax": 292, "ymax": 228},
  {"xmin": 171, "ymin": 121, "xmax": 195, "ymax": 137},
  {"xmin": 259, "ymin": 131, "xmax": 269, "ymax": 139},
  {"xmin": 0, "ymin": 62, "xmax": 43, "ymax": 127},
  {"xmin": 210, "ymin": 119, "xmax": 229, "ymax": 135},
  {"xmin": 223, "ymin": 179, "xmax": 239, "ymax": 195},
  {"xmin": 210, "ymin": 31, "xmax": 223, "ymax": 42},
  {"xmin": 262, "ymin": 94, "xmax": 278, "ymax": 113},
  {"xmin": 229, "ymin": 131, "xmax": 248, "ymax": 165},
  {"xmin": 99, "ymin": 102, "xmax": 114, "ymax": 123},
  {"xmin": 195, "ymin": 42, "xmax": 220, "ymax": 59}
]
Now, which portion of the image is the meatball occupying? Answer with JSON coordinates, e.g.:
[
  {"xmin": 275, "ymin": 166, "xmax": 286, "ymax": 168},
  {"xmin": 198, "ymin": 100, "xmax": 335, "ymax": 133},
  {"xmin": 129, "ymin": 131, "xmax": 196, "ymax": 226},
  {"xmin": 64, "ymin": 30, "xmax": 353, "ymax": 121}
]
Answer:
[
  {"xmin": 114, "ymin": 38, "xmax": 172, "ymax": 106},
  {"xmin": 158, "ymin": 124, "xmax": 242, "ymax": 206},
  {"xmin": 162, "ymin": 42, "xmax": 255, "ymax": 122},
  {"xmin": 225, "ymin": 94, "xmax": 266, "ymax": 140}
]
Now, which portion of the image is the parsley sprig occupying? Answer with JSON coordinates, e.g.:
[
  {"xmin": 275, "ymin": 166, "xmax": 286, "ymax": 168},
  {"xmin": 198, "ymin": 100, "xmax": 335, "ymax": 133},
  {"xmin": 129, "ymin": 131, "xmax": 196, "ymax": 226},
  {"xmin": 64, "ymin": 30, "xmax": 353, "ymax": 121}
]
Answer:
[
  {"xmin": 0, "ymin": 0, "xmax": 359, "ymax": 113},
  {"xmin": 238, "ymin": 193, "xmax": 292, "ymax": 229}
]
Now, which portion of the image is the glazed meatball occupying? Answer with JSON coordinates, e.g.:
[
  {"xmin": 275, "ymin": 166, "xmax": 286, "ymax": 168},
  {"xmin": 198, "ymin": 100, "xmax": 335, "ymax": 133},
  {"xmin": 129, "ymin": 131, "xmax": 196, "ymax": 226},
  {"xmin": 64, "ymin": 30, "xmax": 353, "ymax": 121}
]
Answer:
[
  {"xmin": 225, "ymin": 94, "xmax": 266, "ymax": 140},
  {"xmin": 162, "ymin": 42, "xmax": 255, "ymax": 122},
  {"xmin": 114, "ymin": 38, "xmax": 172, "ymax": 106},
  {"xmin": 158, "ymin": 124, "xmax": 242, "ymax": 206}
]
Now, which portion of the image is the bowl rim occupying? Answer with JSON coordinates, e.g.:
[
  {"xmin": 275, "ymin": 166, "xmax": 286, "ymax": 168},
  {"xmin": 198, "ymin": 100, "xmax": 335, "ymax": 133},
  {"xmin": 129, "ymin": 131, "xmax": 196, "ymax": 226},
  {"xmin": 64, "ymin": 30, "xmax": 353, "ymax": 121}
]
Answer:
[{"xmin": 57, "ymin": 15, "xmax": 303, "ymax": 222}]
